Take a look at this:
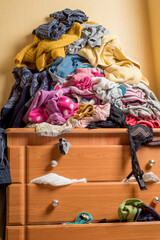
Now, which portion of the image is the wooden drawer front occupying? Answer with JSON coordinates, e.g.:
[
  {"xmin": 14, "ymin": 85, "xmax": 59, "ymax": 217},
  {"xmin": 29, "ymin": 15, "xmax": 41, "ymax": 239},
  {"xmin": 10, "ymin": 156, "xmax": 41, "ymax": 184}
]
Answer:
[
  {"xmin": 137, "ymin": 146, "xmax": 160, "ymax": 177},
  {"xmin": 6, "ymin": 226, "xmax": 25, "ymax": 240},
  {"xmin": 27, "ymin": 145, "xmax": 160, "ymax": 182},
  {"xmin": 27, "ymin": 145, "xmax": 132, "ymax": 182},
  {"xmin": 27, "ymin": 223, "xmax": 160, "ymax": 240},
  {"xmin": 8, "ymin": 146, "xmax": 25, "ymax": 183},
  {"xmin": 7, "ymin": 184, "xmax": 25, "ymax": 225},
  {"xmin": 27, "ymin": 182, "xmax": 160, "ymax": 224}
]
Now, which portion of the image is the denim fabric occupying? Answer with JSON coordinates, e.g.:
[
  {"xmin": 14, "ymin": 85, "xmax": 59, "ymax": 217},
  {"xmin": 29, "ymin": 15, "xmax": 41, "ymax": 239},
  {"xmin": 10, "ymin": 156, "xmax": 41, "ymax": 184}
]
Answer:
[
  {"xmin": 32, "ymin": 8, "xmax": 88, "ymax": 41},
  {"xmin": 48, "ymin": 55, "xmax": 89, "ymax": 83},
  {"xmin": 0, "ymin": 128, "xmax": 11, "ymax": 185},
  {"xmin": 0, "ymin": 67, "xmax": 56, "ymax": 128}
]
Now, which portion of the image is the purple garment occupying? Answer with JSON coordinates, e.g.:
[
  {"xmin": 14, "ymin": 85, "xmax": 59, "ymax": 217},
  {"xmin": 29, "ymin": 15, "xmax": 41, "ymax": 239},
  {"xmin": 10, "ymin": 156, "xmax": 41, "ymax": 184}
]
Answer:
[{"xmin": 23, "ymin": 88, "xmax": 71, "ymax": 124}]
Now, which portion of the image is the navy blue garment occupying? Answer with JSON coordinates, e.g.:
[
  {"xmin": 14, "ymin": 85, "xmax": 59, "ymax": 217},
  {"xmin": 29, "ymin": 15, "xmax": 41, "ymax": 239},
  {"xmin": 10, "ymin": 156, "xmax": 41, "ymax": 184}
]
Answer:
[
  {"xmin": 32, "ymin": 8, "xmax": 88, "ymax": 41},
  {"xmin": 0, "ymin": 67, "xmax": 56, "ymax": 129},
  {"xmin": 0, "ymin": 128, "xmax": 11, "ymax": 185},
  {"xmin": 48, "ymin": 55, "xmax": 89, "ymax": 83},
  {"xmin": 137, "ymin": 205, "xmax": 160, "ymax": 221}
]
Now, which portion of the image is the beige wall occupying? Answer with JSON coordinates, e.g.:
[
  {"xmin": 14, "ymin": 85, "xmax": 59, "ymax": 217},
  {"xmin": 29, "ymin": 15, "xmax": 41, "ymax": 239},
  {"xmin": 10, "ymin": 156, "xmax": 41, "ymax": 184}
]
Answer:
[{"xmin": 0, "ymin": 0, "xmax": 157, "ymax": 110}]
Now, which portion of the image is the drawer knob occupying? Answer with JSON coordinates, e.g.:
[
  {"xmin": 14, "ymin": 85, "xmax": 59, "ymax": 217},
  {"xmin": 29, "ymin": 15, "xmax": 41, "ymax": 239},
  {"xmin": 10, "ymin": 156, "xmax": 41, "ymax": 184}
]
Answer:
[
  {"xmin": 148, "ymin": 159, "xmax": 155, "ymax": 167},
  {"xmin": 51, "ymin": 160, "xmax": 57, "ymax": 167},
  {"xmin": 52, "ymin": 200, "xmax": 59, "ymax": 207},
  {"xmin": 153, "ymin": 197, "xmax": 159, "ymax": 204}
]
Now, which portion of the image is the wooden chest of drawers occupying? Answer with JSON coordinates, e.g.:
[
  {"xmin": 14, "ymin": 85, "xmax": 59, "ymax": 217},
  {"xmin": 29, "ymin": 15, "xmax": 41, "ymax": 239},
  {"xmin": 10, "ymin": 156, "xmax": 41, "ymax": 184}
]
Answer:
[{"xmin": 5, "ymin": 128, "xmax": 160, "ymax": 240}]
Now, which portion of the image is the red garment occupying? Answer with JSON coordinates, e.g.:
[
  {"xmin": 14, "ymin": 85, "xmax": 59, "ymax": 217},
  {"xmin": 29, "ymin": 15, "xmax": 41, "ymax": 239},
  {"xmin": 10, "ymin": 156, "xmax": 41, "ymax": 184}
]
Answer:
[{"xmin": 126, "ymin": 114, "xmax": 160, "ymax": 128}]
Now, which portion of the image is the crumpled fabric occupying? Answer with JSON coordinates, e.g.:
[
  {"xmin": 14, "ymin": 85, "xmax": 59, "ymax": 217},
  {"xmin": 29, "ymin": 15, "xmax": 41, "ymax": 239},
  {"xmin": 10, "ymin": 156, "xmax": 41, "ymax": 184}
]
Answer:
[
  {"xmin": 76, "ymin": 103, "xmax": 110, "ymax": 128},
  {"xmin": 118, "ymin": 199, "xmax": 160, "ymax": 222},
  {"xmin": 78, "ymin": 33, "xmax": 148, "ymax": 85},
  {"xmin": 74, "ymin": 102, "xmax": 94, "ymax": 120},
  {"xmin": 15, "ymin": 22, "xmax": 83, "ymax": 71},
  {"xmin": 48, "ymin": 55, "xmax": 89, "ymax": 83},
  {"xmin": 63, "ymin": 67, "xmax": 104, "ymax": 88},
  {"xmin": 67, "ymin": 23, "xmax": 109, "ymax": 54},
  {"xmin": 91, "ymin": 77, "xmax": 123, "ymax": 107},
  {"xmin": 27, "ymin": 117, "xmax": 78, "ymax": 137},
  {"xmin": 118, "ymin": 199, "xmax": 145, "ymax": 222},
  {"xmin": 122, "ymin": 172, "xmax": 159, "ymax": 182},
  {"xmin": 0, "ymin": 67, "xmax": 55, "ymax": 129},
  {"xmin": 126, "ymin": 114, "xmax": 160, "ymax": 128},
  {"xmin": 122, "ymin": 82, "xmax": 160, "ymax": 119},
  {"xmin": 58, "ymin": 137, "xmax": 71, "ymax": 155},
  {"xmin": 30, "ymin": 173, "xmax": 86, "ymax": 186},
  {"xmin": 32, "ymin": 8, "xmax": 88, "ymax": 41},
  {"xmin": 87, "ymin": 104, "xmax": 127, "ymax": 128},
  {"xmin": 23, "ymin": 88, "xmax": 72, "ymax": 125}
]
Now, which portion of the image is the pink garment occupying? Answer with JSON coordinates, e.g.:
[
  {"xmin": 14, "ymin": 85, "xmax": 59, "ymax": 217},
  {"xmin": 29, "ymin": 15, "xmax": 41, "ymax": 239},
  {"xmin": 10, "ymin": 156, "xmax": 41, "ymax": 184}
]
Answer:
[
  {"xmin": 74, "ymin": 77, "xmax": 93, "ymax": 90},
  {"xmin": 63, "ymin": 68, "xmax": 104, "ymax": 88},
  {"xmin": 57, "ymin": 96, "xmax": 79, "ymax": 120},
  {"xmin": 28, "ymin": 107, "xmax": 49, "ymax": 123},
  {"xmin": 76, "ymin": 103, "xmax": 111, "ymax": 128},
  {"xmin": 126, "ymin": 114, "xmax": 160, "ymax": 128}
]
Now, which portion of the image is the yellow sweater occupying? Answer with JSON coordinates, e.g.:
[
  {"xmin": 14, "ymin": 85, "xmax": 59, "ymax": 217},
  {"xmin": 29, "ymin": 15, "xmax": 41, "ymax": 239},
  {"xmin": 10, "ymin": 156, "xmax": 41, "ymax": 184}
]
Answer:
[
  {"xmin": 78, "ymin": 33, "xmax": 149, "ymax": 85},
  {"xmin": 14, "ymin": 22, "xmax": 83, "ymax": 71}
]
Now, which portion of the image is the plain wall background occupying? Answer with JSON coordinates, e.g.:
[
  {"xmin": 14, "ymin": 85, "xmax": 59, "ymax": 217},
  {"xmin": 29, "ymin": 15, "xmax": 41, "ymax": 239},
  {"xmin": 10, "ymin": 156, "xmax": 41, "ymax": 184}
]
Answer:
[{"xmin": 0, "ymin": 0, "xmax": 158, "ymax": 109}]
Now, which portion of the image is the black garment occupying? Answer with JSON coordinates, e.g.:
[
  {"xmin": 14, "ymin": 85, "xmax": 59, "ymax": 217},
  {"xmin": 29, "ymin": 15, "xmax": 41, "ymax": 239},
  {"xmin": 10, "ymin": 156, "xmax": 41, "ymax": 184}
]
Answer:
[
  {"xmin": 126, "ymin": 125, "xmax": 153, "ymax": 190},
  {"xmin": 86, "ymin": 104, "xmax": 127, "ymax": 129},
  {"xmin": 137, "ymin": 205, "xmax": 160, "ymax": 221},
  {"xmin": 0, "ymin": 128, "xmax": 11, "ymax": 185}
]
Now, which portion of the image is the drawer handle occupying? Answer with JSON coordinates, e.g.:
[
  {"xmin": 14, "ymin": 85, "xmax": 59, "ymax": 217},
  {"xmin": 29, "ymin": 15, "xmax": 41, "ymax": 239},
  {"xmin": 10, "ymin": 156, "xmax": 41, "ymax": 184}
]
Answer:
[
  {"xmin": 153, "ymin": 197, "xmax": 159, "ymax": 204},
  {"xmin": 51, "ymin": 160, "xmax": 58, "ymax": 167},
  {"xmin": 52, "ymin": 200, "xmax": 59, "ymax": 207},
  {"xmin": 148, "ymin": 159, "xmax": 155, "ymax": 167}
]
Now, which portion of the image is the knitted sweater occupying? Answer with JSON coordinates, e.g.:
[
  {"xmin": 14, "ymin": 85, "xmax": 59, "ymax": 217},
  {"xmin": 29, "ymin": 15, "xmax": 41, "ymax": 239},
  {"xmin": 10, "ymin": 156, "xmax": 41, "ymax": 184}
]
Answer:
[{"xmin": 14, "ymin": 22, "xmax": 83, "ymax": 71}]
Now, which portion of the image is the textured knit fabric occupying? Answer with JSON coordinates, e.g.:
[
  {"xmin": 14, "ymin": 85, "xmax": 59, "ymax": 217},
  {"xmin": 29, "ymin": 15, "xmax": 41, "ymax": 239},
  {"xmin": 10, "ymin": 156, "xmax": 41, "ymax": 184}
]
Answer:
[
  {"xmin": 78, "ymin": 33, "xmax": 148, "ymax": 85},
  {"xmin": 0, "ymin": 129, "xmax": 12, "ymax": 185},
  {"xmin": 74, "ymin": 102, "xmax": 94, "ymax": 120},
  {"xmin": 76, "ymin": 103, "xmax": 110, "ymax": 128},
  {"xmin": 126, "ymin": 125, "xmax": 153, "ymax": 190},
  {"xmin": 27, "ymin": 117, "xmax": 78, "ymax": 137},
  {"xmin": 0, "ymin": 67, "xmax": 55, "ymax": 129},
  {"xmin": 67, "ymin": 23, "xmax": 109, "ymax": 54},
  {"xmin": 30, "ymin": 173, "xmax": 86, "ymax": 186},
  {"xmin": 118, "ymin": 199, "xmax": 146, "ymax": 222},
  {"xmin": 123, "ymin": 172, "xmax": 159, "ymax": 182},
  {"xmin": 15, "ymin": 22, "xmax": 83, "ymax": 71},
  {"xmin": 87, "ymin": 104, "xmax": 127, "ymax": 129},
  {"xmin": 32, "ymin": 8, "xmax": 88, "ymax": 41}
]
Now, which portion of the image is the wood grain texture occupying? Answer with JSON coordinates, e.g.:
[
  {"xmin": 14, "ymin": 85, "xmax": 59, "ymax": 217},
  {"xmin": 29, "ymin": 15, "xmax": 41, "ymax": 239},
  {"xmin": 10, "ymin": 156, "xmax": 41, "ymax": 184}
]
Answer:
[
  {"xmin": 27, "ymin": 222, "xmax": 160, "ymax": 240},
  {"xmin": 27, "ymin": 145, "xmax": 131, "ymax": 182},
  {"xmin": 6, "ymin": 226, "xmax": 25, "ymax": 240},
  {"xmin": 27, "ymin": 182, "xmax": 160, "ymax": 224},
  {"xmin": 7, "ymin": 184, "xmax": 25, "ymax": 226},
  {"xmin": 8, "ymin": 146, "xmax": 26, "ymax": 183},
  {"xmin": 27, "ymin": 145, "xmax": 160, "ymax": 182}
]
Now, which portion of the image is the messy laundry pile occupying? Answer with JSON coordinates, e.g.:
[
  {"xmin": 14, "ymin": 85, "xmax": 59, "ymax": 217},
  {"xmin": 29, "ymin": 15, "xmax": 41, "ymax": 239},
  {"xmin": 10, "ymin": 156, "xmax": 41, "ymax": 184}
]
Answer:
[{"xmin": 0, "ymin": 8, "xmax": 160, "ymax": 190}]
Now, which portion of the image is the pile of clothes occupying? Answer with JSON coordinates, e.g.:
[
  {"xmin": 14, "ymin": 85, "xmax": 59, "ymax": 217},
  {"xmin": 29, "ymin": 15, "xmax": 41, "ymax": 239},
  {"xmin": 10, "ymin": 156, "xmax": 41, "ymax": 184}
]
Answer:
[{"xmin": 0, "ymin": 8, "xmax": 160, "ymax": 189}]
